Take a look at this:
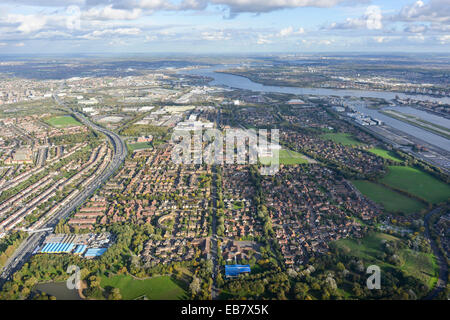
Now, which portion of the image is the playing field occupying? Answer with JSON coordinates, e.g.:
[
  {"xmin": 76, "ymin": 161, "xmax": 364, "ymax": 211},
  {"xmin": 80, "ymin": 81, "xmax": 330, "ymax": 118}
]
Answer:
[
  {"xmin": 259, "ymin": 149, "xmax": 310, "ymax": 165},
  {"xmin": 335, "ymin": 232, "xmax": 438, "ymax": 288},
  {"xmin": 320, "ymin": 132, "xmax": 363, "ymax": 146},
  {"xmin": 368, "ymin": 147, "xmax": 402, "ymax": 162},
  {"xmin": 351, "ymin": 180, "xmax": 426, "ymax": 214},
  {"xmin": 380, "ymin": 166, "xmax": 450, "ymax": 204},
  {"xmin": 46, "ymin": 115, "xmax": 82, "ymax": 128},
  {"xmin": 127, "ymin": 142, "xmax": 152, "ymax": 151},
  {"xmin": 100, "ymin": 274, "xmax": 187, "ymax": 300}
]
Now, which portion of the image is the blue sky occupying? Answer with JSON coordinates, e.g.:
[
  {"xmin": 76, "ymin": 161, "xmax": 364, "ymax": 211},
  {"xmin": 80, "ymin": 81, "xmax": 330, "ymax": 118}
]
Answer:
[{"xmin": 0, "ymin": 0, "xmax": 449, "ymax": 53}]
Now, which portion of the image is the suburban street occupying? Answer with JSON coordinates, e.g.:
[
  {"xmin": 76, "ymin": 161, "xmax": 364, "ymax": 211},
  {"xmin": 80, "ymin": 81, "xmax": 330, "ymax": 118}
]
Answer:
[
  {"xmin": 0, "ymin": 97, "xmax": 127, "ymax": 290},
  {"xmin": 210, "ymin": 165, "xmax": 219, "ymax": 300}
]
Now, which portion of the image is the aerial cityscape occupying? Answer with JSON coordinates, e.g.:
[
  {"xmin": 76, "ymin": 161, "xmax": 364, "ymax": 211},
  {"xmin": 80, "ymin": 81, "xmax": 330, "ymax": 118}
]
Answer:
[{"xmin": 0, "ymin": 0, "xmax": 448, "ymax": 311}]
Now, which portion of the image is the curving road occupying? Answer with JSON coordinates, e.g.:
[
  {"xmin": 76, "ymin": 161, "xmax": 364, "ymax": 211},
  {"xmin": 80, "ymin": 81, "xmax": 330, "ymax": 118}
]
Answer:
[{"xmin": 0, "ymin": 97, "xmax": 127, "ymax": 290}]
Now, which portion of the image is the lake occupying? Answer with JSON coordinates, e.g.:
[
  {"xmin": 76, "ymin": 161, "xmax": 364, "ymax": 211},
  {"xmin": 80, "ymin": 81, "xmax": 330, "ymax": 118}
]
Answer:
[{"xmin": 33, "ymin": 281, "xmax": 83, "ymax": 300}]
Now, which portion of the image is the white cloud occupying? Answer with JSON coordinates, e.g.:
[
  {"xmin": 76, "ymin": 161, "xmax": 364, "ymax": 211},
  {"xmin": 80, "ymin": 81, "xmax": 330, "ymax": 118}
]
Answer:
[
  {"xmin": 83, "ymin": 5, "xmax": 142, "ymax": 21},
  {"xmin": 407, "ymin": 33, "xmax": 425, "ymax": 42},
  {"xmin": 318, "ymin": 39, "xmax": 333, "ymax": 45},
  {"xmin": 0, "ymin": 0, "xmax": 84, "ymax": 6},
  {"xmin": 395, "ymin": 0, "xmax": 450, "ymax": 24},
  {"xmin": 365, "ymin": 5, "xmax": 382, "ymax": 30},
  {"xmin": 328, "ymin": 6, "xmax": 383, "ymax": 31},
  {"xmin": 80, "ymin": 27, "xmax": 142, "ymax": 40},
  {"xmin": 278, "ymin": 26, "xmax": 304, "ymax": 37},
  {"xmin": 437, "ymin": 35, "xmax": 450, "ymax": 44},
  {"xmin": 137, "ymin": 0, "xmax": 175, "ymax": 11},
  {"xmin": 108, "ymin": 38, "xmax": 128, "ymax": 46},
  {"xmin": 201, "ymin": 31, "xmax": 231, "ymax": 41},
  {"xmin": 256, "ymin": 35, "xmax": 272, "ymax": 44},
  {"xmin": 5, "ymin": 14, "xmax": 47, "ymax": 34},
  {"xmin": 404, "ymin": 24, "xmax": 427, "ymax": 33},
  {"xmin": 278, "ymin": 26, "xmax": 293, "ymax": 37},
  {"xmin": 299, "ymin": 38, "xmax": 337, "ymax": 47},
  {"xmin": 32, "ymin": 30, "xmax": 73, "ymax": 39},
  {"xmin": 211, "ymin": 0, "xmax": 365, "ymax": 15},
  {"xmin": 145, "ymin": 35, "xmax": 157, "ymax": 42},
  {"xmin": 15, "ymin": 42, "xmax": 25, "ymax": 47}
]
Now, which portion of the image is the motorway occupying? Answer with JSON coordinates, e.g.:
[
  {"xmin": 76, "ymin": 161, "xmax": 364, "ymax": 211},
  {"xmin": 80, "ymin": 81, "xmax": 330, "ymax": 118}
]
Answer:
[{"xmin": 0, "ymin": 97, "xmax": 127, "ymax": 290}]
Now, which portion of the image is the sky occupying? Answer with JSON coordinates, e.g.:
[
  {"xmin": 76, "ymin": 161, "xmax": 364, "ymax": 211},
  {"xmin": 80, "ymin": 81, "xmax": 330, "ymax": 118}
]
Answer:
[{"xmin": 0, "ymin": 0, "xmax": 449, "ymax": 54}]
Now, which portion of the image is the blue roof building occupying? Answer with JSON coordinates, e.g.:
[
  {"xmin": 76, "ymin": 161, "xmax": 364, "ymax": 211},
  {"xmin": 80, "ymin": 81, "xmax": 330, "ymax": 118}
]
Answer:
[
  {"xmin": 73, "ymin": 245, "xmax": 87, "ymax": 255},
  {"xmin": 225, "ymin": 264, "xmax": 251, "ymax": 278},
  {"xmin": 84, "ymin": 248, "xmax": 107, "ymax": 258},
  {"xmin": 39, "ymin": 242, "xmax": 74, "ymax": 254}
]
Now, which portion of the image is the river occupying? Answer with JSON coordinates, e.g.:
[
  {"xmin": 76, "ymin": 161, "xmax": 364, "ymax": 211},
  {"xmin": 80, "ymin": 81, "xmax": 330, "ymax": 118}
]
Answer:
[
  {"xmin": 183, "ymin": 66, "xmax": 450, "ymax": 152},
  {"xmin": 185, "ymin": 66, "xmax": 450, "ymax": 104}
]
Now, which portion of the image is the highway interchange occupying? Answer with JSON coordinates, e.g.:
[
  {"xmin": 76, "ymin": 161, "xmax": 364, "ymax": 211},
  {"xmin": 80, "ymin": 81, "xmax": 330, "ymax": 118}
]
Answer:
[{"xmin": 0, "ymin": 97, "xmax": 127, "ymax": 290}]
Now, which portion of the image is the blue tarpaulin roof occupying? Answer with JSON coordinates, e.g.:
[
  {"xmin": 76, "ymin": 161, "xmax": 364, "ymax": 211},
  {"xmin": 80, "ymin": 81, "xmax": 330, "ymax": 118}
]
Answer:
[
  {"xmin": 40, "ymin": 242, "xmax": 74, "ymax": 253},
  {"xmin": 84, "ymin": 248, "xmax": 107, "ymax": 257},
  {"xmin": 225, "ymin": 264, "xmax": 251, "ymax": 277},
  {"xmin": 73, "ymin": 245, "xmax": 87, "ymax": 254}
]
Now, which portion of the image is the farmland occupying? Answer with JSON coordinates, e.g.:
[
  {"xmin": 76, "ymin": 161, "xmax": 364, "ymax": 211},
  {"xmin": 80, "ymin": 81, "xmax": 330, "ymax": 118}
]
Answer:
[
  {"xmin": 380, "ymin": 166, "xmax": 450, "ymax": 204},
  {"xmin": 351, "ymin": 180, "xmax": 426, "ymax": 214}
]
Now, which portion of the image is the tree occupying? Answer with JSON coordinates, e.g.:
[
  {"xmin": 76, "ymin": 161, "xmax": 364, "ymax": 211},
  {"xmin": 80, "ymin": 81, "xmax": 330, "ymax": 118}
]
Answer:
[
  {"xmin": 337, "ymin": 262, "xmax": 345, "ymax": 272},
  {"xmin": 109, "ymin": 288, "xmax": 122, "ymax": 300},
  {"xmin": 294, "ymin": 282, "xmax": 309, "ymax": 300},
  {"xmin": 189, "ymin": 276, "xmax": 201, "ymax": 297}
]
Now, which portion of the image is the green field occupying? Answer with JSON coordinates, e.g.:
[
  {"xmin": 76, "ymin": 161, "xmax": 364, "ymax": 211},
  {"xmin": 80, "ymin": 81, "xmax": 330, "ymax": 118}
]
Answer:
[
  {"xmin": 100, "ymin": 274, "xmax": 187, "ymax": 300},
  {"xmin": 259, "ymin": 149, "xmax": 310, "ymax": 165},
  {"xmin": 400, "ymin": 250, "xmax": 438, "ymax": 288},
  {"xmin": 380, "ymin": 166, "xmax": 450, "ymax": 204},
  {"xmin": 320, "ymin": 132, "xmax": 363, "ymax": 146},
  {"xmin": 127, "ymin": 142, "xmax": 152, "ymax": 151},
  {"xmin": 46, "ymin": 115, "xmax": 82, "ymax": 128},
  {"xmin": 335, "ymin": 232, "xmax": 399, "ymax": 262},
  {"xmin": 368, "ymin": 147, "xmax": 402, "ymax": 162},
  {"xmin": 335, "ymin": 232, "xmax": 438, "ymax": 288},
  {"xmin": 351, "ymin": 180, "xmax": 426, "ymax": 214}
]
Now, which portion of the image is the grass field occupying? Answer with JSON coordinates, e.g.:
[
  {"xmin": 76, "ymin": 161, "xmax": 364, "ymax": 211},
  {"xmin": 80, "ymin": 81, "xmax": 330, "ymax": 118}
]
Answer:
[
  {"xmin": 46, "ymin": 115, "xmax": 82, "ymax": 128},
  {"xmin": 368, "ymin": 147, "xmax": 403, "ymax": 162},
  {"xmin": 380, "ymin": 166, "xmax": 450, "ymax": 204},
  {"xmin": 335, "ymin": 232, "xmax": 438, "ymax": 288},
  {"xmin": 351, "ymin": 180, "xmax": 426, "ymax": 214},
  {"xmin": 320, "ymin": 132, "xmax": 363, "ymax": 146},
  {"xmin": 335, "ymin": 232, "xmax": 399, "ymax": 261},
  {"xmin": 259, "ymin": 149, "xmax": 310, "ymax": 165},
  {"xmin": 100, "ymin": 274, "xmax": 187, "ymax": 300},
  {"xmin": 127, "ymin": 142, "xmax": 152, "ymax": 151}
]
